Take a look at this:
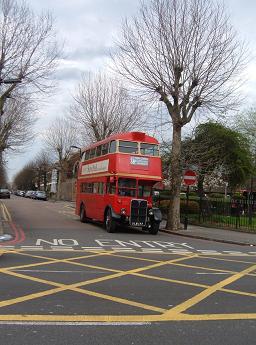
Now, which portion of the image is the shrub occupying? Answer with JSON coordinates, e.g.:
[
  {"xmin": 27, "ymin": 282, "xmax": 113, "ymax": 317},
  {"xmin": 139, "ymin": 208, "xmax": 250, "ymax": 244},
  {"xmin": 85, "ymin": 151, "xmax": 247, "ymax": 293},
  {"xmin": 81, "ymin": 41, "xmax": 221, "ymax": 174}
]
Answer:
[
  {"xmin": 208, "ymin": 193, "xmax": 225, "ymax": 199},
  {"xmin": 159, "ymin": 199, "xmax": 199, "ymax": 214},
  {"xmin": 180, "ymin": 200, "xmax": 200, "ymax": 214},
  {"xmin": 188, "ymin": 191, "xmax": 198, "ymax": 197}
]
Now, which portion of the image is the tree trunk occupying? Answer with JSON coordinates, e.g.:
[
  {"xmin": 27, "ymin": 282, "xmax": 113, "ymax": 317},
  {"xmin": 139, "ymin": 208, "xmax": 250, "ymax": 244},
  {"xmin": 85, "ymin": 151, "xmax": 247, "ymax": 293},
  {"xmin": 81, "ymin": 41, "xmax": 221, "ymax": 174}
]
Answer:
[
  {"xmin": 166, "ymin": 123, "xmax": 182, "ymax": 231},
  {"xmin": 43, "ymin": 172, "xmax": 47, "ymax": 192},
  {"xmin": 197, "ymin": 173, "xmax": 205, "ymax": 197},
  {"xmin": 57, "ymin": 170, "xmax": 62, "ymax": 201}
]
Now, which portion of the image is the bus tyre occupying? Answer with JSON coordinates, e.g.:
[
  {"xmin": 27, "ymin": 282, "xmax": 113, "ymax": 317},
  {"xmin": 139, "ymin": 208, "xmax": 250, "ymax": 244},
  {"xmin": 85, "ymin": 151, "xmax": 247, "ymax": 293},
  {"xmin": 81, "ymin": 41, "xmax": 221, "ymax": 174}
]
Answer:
[
  {"xmin": 105, "ymin": 209, "xmax": 116, "ymax": 233},
  {"xmin": 149, "ymin": 222, "xmax": 159, "ymax": 235},
  {"xmin": 80, "ymin": 204, "xmax": 87, "ymax": 223}
]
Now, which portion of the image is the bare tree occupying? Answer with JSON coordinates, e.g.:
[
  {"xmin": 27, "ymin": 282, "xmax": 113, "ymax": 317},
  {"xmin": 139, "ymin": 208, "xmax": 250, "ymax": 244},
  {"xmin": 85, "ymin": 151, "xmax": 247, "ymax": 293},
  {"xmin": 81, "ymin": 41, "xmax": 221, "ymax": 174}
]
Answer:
[
  {"xmin": 0, "ymin": 159, "xmax": 7, "ymax": 186},
  {"xmin": 43, "ymin": 116, "xmax": 79, "ymax": 199},
  {"xmin": 13, "ymin": 162, "xmax": 36, "ymax": 190},
  {"xmin": 0, "ymin": 0, "xmax": 61, "ymax": 103},
  {"xmin": 34, "ymin": 150, "xmax": 53, "ymax": 191},
  {"xmin": 0, "ymin": 0, "xmax": 61, "ymax": 180},
  {"xmin": 69, "ymin": 72, "xmax": 145, "ymax": 144},
  {"xmin": 0, "ymin": 93, "xmax": 36, "ymax": 153},
  {"xmin": 113, "ymin": 0, "xmax": 247, "ymax": 230}
]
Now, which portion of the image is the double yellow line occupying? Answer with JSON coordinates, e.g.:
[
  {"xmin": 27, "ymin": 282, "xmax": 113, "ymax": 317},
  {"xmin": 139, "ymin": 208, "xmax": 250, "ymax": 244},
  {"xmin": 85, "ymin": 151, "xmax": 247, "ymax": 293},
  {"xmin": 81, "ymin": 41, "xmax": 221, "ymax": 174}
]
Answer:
[
  {"xmin": 0, "ymin": 201, "xmax": 12, "ymax": 222},
  {"xmin": 0, "ymin": 202, "xmax": 11, "ymax": 256}
]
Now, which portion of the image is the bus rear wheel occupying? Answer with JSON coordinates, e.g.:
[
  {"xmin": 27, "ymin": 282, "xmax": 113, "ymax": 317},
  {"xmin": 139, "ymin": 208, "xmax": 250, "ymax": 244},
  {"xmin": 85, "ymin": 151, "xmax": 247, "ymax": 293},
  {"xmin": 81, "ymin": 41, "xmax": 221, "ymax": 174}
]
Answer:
[
  {"xmin": 80, "ymin": 204, "xmax": 87, "ymax": 223},
  {"xmin": 105, "ymin": 209, "xmax": 116, "ymax": 233}
]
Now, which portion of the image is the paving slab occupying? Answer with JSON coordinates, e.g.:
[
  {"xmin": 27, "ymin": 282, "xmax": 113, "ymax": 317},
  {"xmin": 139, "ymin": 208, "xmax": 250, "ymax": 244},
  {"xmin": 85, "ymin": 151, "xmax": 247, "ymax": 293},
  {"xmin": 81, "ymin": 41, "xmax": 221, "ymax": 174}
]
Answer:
[{"xmin": 160, "ymin": 221, "xmax": 256, "ymax": 246}]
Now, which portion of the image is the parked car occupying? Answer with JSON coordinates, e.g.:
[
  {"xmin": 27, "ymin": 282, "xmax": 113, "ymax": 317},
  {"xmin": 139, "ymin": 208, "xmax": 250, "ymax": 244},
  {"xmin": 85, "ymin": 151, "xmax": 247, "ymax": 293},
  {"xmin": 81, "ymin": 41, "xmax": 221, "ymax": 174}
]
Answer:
[
  {"xmin": 34, "ymin": 191, "xmax": 47, "ymax": 201},
  {"xmin": 0, "ymin": 189, "xmax": 10, "ymax": 199},
  {"xmin": 25, "ymin": 190, "xmax": 35, "ymax": 198}
]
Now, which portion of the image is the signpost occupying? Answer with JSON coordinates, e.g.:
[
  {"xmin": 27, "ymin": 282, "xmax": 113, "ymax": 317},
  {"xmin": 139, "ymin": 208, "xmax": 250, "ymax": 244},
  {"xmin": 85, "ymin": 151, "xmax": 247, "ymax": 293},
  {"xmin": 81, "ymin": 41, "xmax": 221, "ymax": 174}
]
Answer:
[{"xmin": 183, "ymin": 170, "xmax": 197, "ymax": 230}]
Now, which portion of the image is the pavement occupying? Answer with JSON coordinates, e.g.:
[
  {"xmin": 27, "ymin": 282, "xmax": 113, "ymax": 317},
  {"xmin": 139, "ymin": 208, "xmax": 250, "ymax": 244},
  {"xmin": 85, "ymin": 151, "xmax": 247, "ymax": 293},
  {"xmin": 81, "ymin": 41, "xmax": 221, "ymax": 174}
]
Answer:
[
  {"xmin": 0, "ymin": 199, "xmax": 256, "ymax": 247},
  {"xmin": 160, "ymin": 221, "xmax": 256, "ymax": 247}
]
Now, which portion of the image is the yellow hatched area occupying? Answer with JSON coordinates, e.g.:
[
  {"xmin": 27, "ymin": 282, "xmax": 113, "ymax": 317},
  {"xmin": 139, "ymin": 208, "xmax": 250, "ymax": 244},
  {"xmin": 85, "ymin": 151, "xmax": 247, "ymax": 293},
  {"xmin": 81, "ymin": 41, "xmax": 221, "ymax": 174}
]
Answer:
[{"xmin": 0, "ymin": 249, "xmax": 256, "ymax": 322}]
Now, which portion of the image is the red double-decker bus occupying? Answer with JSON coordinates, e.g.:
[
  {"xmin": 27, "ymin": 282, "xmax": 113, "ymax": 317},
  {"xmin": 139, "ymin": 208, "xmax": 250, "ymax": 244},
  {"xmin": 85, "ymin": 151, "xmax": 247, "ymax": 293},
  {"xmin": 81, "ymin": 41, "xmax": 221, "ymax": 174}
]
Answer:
[{"xmin": 75, "ymin": 131, "xmax": 162, "ymax": 234}]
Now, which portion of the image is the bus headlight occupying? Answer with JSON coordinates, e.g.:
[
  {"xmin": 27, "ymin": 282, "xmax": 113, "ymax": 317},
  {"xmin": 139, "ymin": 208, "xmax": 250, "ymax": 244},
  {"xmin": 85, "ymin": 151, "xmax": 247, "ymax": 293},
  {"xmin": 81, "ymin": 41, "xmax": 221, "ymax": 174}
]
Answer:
[
  {"xmin": 148, "ymin": 209, "xmax": 154, "ymax": 216},
  {"xmin": 121, "ymin": 208, "xmax": 126, "ymax": 215}
]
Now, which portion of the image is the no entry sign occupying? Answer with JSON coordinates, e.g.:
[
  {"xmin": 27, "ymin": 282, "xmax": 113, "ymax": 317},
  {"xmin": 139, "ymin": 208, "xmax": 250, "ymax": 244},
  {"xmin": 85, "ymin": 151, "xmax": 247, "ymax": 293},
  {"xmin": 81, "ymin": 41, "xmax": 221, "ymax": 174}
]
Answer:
[{"xmin": 183, "ymin": 170, "xmax": 197, "ymax": 186}]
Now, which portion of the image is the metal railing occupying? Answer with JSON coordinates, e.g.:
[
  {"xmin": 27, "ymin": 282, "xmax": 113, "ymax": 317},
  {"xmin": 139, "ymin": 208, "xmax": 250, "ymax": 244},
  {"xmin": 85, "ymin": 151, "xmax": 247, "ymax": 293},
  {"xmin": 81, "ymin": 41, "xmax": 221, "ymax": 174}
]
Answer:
[{"xmin": 180, "ymin": 196, "xmax": 256, "ymax": 232}]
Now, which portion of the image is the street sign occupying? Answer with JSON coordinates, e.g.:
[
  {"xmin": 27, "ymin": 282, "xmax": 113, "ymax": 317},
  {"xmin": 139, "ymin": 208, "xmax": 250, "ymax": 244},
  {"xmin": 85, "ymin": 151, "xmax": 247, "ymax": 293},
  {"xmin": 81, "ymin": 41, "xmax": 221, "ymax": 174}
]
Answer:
[{"xmin": 183, "ymin": 170, "xmax": 197, "ymax": 186}]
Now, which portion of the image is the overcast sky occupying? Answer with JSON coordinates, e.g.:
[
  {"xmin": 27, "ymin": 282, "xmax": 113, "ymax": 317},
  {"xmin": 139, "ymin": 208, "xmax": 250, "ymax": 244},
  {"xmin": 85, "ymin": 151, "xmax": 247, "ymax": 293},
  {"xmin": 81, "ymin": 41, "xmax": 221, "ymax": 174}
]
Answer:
[{"xmin": 6, "ymin": 0, "xmax": 256, "ymax": 181}]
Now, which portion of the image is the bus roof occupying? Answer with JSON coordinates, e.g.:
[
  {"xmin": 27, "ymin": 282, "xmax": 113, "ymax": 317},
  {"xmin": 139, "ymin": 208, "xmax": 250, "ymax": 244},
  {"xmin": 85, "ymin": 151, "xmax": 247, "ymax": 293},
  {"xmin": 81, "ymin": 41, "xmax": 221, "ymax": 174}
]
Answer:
[{"xmin": 81, "ymin": 132, "xmax": 159, "ymax": 152}]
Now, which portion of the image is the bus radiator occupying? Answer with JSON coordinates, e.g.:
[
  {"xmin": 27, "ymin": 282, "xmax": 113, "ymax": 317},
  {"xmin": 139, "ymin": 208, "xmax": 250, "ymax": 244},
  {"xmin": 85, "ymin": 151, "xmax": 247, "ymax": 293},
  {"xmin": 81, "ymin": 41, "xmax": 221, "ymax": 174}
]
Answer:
[{"xmin": 130, "ymin": 200, "xmax": 147, "ymax": 226}]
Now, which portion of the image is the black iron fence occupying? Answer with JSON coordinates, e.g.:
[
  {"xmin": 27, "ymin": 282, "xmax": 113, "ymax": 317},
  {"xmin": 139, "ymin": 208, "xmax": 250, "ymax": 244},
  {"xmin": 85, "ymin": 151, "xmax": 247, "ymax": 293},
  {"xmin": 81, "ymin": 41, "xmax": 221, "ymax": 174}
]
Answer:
[{"xmin": 159, "ymin": 195, "xmax": 256, "ymax": 232}]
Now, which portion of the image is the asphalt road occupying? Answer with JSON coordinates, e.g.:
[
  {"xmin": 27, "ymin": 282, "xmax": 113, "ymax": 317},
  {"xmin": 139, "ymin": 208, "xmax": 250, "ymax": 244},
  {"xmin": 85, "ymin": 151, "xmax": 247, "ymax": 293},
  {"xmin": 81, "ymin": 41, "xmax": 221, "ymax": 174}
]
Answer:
[{"xmin": 0, "ymin": 196, "xmax": 255, "ymax": 345}]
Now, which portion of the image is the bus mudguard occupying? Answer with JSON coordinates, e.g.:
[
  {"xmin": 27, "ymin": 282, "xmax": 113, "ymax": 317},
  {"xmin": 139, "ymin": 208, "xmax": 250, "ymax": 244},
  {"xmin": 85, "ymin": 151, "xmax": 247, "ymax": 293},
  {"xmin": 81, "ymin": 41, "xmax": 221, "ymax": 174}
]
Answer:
[
  {"xmin": 151, "ymin": 207, "xmax": 162, "ymax": 223},
  {"xmin": 105, "ymin": 206, "xmax": 121, "ymax": 221}
]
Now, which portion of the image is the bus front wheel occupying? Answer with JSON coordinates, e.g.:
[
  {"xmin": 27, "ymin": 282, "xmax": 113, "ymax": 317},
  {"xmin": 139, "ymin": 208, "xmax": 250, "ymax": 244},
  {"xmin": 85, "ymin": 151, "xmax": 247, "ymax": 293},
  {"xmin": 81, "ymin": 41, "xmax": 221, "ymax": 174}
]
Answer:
[
  {"xmin": 105, "ymin": 209, "xmax": 116, "ymax": 233},
  {"xmin": 149, "ymin": 221, "xmax": 159, "ymax": 235},
  {"xmin": 80, "ymin": 204, "xmax": 87, "ymax": 223}
]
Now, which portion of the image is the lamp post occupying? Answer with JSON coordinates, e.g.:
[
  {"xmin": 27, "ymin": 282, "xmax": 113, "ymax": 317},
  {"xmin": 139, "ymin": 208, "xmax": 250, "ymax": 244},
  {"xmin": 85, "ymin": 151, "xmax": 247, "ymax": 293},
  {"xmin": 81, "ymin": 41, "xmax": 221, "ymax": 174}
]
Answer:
[{"xmin": 70, "ymin": 145, "xmax": 82, "ymax": 158}]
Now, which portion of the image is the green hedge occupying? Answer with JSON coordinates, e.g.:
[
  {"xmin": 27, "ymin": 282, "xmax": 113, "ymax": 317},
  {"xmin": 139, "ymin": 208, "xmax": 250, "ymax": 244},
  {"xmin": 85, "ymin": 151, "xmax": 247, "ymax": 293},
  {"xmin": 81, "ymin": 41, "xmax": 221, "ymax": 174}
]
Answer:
[{"xmin": 159, "ymin": 199, "xmax": 199, "ymax": 214}]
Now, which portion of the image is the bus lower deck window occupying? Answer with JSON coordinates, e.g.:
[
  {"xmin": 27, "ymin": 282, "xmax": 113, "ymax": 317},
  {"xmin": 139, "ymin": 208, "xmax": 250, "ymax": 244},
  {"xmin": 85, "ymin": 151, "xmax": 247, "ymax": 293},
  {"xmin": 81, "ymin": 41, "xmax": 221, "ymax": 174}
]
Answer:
[{"xmin": 118, "ymin": 178, "xmax": 136, "ymax": 197}]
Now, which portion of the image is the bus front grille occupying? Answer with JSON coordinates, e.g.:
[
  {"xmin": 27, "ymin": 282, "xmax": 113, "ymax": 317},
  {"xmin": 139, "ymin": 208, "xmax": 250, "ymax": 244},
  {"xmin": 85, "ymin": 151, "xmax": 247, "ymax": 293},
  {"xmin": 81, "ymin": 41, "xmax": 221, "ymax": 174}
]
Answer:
[{"xmin": 130, "ymin": 199, "xmax": 147, "ymax": 226}]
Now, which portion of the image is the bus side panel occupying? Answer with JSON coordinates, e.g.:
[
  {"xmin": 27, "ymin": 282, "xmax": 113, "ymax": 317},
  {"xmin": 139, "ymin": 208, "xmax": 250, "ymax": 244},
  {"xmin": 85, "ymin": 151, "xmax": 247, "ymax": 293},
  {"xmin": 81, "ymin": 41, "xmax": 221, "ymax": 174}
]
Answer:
[{"xmin": 75, "ymin": 180, "xmax": 81, "ymax": 216}]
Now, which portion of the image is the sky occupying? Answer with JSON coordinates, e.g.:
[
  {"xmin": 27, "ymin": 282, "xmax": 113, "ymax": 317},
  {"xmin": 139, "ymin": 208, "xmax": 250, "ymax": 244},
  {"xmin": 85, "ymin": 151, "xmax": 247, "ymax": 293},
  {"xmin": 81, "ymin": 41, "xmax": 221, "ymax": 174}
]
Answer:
[{"xmin": 6, "ymin": 0, "xmax": 256, "ymax": 181}]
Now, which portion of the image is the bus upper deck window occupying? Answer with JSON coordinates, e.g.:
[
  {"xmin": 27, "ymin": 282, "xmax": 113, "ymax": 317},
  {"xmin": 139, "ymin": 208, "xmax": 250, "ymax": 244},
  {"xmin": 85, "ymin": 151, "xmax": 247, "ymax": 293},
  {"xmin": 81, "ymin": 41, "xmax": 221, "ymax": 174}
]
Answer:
[
  {"xmin": 109, "ymin": 140, "xmax": 116, "ymax": 153},
  {"xmin": 101, "ymin": 143, "xmax": 109, "ymax": 155},
  {"xmin": 89, "ymin": 148, "xmax": 96, "ymax": 159},
  {"xmin": 140, "ymin": 143, "xmax": 159, "ymax": 156},
  {"xmin": 119, "ymin": 141, "xmax": 138, "ymax": 154},
  {"xmin": 96, "ymin": 145, "xmax": 102, "ymax": 157},
  {"xmin": 85, "ymin": 150, "xmax": 90, "ymax": 160}
]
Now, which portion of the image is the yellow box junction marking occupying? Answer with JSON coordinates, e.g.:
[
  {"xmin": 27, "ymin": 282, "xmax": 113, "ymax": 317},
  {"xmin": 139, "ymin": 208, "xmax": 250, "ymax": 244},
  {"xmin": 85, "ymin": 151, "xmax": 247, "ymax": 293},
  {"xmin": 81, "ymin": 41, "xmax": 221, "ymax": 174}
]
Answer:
[{"xmin": 0, "ymin": 249, "xmax": 256, "ymax": 322}]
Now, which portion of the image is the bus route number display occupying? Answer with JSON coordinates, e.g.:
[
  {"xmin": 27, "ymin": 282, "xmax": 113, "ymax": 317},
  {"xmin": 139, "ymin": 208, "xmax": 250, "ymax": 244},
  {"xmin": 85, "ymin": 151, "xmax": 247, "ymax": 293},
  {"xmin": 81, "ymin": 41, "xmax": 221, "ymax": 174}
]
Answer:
[{"xmin": 130, "ymin": 156, "xmax": 149, "ymax": 166}]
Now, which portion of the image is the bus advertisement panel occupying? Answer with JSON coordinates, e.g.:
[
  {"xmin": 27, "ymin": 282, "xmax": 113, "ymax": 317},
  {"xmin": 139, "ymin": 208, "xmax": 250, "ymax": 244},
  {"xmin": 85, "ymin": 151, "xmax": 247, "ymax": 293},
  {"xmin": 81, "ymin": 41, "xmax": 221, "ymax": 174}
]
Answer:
[{"xmin": 75, "ymin": 132, "xmax": 162, "ymax": 234}]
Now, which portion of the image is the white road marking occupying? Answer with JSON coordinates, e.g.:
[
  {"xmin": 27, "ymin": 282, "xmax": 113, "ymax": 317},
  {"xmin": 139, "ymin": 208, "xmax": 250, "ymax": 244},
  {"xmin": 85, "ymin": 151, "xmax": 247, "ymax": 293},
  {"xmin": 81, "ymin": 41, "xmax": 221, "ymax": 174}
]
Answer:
[
  {"xmin": 21, "ymin": 245, "xmax": 41, "ymax": 247},
  {"xmin": 81, "ymin": 247, "xmax": 104, "ymax": 249},
  {"xmin": 109, "ymin": 247, "xmax": 132, "ymax": 250},
  {"xmin": 50, "ymin": 246, "xmax": 73, "ymax": 249},
  {"xmin": 50, "ymin": 248, "xmax": 74, "ymax": 251},
  {"xmin": 0, "ymin": 321, "xmax": 151, "ymax": 326},
  {"xmin": 197, "ymin": 250, "xmax": 218, "ymax": 253},
  {"xmin": 168, "ymin": 250, "xmax": 192, "ymax": 254},
  {"xmin": 83, "ymin": 248, "xmax": 105, "ymax": 252},
  {"xmin": 113, "ymin": 248, "xmax": 136, "ymax": 251},
  {"xmin": 223, "ymin": 251, "xmax": 243, "ymax": 254}
]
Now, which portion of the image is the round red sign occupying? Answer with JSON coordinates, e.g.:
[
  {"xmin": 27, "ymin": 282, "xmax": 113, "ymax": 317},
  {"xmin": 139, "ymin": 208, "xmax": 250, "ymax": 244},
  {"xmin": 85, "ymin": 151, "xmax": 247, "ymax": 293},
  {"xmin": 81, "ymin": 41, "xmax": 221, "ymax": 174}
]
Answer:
[{"xmin": 183, "ymin": 170, "xmax": 197, "ymax": 186}]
